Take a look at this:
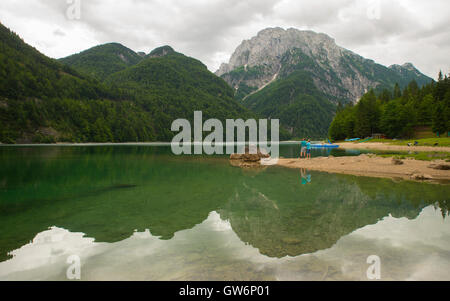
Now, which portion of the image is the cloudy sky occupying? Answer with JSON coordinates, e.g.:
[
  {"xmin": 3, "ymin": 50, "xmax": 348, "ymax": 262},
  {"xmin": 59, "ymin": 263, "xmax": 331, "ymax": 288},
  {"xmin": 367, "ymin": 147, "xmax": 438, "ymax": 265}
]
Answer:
[{"xmin": 0, "ymin": 0, "xmax": 448, "ymax": 78}]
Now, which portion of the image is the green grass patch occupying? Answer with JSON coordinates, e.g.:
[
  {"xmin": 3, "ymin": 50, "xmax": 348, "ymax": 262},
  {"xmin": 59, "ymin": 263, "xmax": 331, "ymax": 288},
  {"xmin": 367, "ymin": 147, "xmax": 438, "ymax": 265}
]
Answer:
[
  {"xmin": 363, "ymin": 138, "xmax": 450, "ymax": 147},
  {"xmin": 378, "ymin": 152, "xmax": 450, "ymax": 161}
]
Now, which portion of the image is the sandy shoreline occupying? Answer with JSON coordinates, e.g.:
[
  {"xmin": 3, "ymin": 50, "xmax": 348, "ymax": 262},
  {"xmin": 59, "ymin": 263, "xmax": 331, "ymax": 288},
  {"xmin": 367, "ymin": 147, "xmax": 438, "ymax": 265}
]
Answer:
[
  {"xmin": 277, "ymin": 155, "xmax": 450, "ymax": 182},
  {"xmin": 338, "ymin": 142, "xmax": 450, "ymax": 153}
]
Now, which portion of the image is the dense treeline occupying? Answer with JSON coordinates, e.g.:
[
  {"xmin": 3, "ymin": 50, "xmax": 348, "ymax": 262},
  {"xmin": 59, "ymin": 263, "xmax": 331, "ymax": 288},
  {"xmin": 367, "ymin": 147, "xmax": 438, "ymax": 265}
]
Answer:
[
  {"xmin": 329, "ymin": 73, "xmax": 450, "ymax": 140},
  {"xmin": 0, "ymin": 97, "xmax": 156, "ymax": 143}
]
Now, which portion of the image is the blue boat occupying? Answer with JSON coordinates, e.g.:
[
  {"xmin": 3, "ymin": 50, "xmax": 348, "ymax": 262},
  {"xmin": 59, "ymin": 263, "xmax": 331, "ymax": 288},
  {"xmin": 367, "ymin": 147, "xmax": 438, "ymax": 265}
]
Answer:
[{"xmin": 311, "ymin": 144, "xmax": 339, "ymax": 148}]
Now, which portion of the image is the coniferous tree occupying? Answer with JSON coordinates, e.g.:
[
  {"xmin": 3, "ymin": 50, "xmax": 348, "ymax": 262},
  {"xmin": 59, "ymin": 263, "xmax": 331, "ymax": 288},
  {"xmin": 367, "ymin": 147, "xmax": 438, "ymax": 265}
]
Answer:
[
  {"xmin": 354, "ymin": 90, "xmax": 380, "ymax": 137},
  {"xmin": 393, "ymin": 83, "xmax": 402, "ymax": 99}
]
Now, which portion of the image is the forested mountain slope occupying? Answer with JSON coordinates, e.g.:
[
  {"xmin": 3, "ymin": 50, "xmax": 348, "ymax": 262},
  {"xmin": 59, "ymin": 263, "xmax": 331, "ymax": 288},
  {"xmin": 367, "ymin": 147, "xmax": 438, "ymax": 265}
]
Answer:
[
  {"xmin": 0, "ymin": 23, "xmax": 252, "ymax": 143},
  {"xmin": 59, "ymin": 43, "xmax": 144, "ymax": 80}
]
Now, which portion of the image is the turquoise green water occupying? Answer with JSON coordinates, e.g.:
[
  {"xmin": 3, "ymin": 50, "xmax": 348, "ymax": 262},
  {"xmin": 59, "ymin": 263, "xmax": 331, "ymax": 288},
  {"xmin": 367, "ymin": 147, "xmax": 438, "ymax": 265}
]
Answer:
[{"xmin": 0, "ymin": 145, "xmax": 449, "ymax": 280}]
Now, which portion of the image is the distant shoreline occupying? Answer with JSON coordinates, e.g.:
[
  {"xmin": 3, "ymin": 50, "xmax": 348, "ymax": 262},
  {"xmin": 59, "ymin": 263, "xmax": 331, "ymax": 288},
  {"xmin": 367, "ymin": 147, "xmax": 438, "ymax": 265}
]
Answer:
[
  {"xmin": 0, "ymin": 141, "xmax": 303, "ymax": 147},
  {"xmin": 2, "ymin": 141, "xmax": 449, "ymax": 153},
  {"xmin": 0, "ymin": 142, "xmax": 174, "ymax": 146}
]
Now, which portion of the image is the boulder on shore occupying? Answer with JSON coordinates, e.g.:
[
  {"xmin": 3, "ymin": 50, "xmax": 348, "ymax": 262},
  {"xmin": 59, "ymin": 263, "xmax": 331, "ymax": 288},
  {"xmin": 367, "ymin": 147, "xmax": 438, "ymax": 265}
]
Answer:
[
  {"xmin": 392, "ymin": 158, "xmax": 404, "ymax": 165},
  {"xmin": 410, "ymin": 173, "xmax": 433, "ymax": 180},
  {"xmin": 428, "ymin": 164, "xmax": 450, "ymax": 170}
]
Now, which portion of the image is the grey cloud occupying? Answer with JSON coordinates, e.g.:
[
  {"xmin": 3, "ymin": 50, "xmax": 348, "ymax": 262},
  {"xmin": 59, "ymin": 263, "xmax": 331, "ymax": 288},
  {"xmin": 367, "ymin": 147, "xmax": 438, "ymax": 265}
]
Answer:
[
  {"xmin": 273, "ymin": 0, "xmax": 355, "ymax": 27},
  {"xmin": 53, "ymin": 28, "xmax": 66, "ymax": 36},
  {"xmin": 0, "ymin": 0, "xmax": 448, "ymax": 78}
]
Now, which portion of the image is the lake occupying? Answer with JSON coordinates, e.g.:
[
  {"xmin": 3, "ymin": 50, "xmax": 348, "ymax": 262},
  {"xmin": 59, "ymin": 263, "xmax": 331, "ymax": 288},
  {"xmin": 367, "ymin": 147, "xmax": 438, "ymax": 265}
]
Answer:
[{"xmin": 0, "ymin": 145, "xmax": 449, "ymax": 280}]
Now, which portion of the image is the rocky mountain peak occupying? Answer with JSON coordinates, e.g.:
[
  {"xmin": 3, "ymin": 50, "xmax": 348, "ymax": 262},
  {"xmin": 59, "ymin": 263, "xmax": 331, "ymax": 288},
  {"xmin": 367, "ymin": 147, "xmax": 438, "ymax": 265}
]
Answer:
[
  {"xmin": 389, "ymin": 62, "xmax": 423, "ymax": 78},
  {"xmin": 389, "ymin": 62, "xmax": 417, "ymax": 70},
  {"xmin": 217, "ymin": 27, "xmax": 432, "ymax": 104},
  {"xmin": 402, "ymin": 62, "xmax": 416, "ymax": 70},
  {"xmin": 216, "ymin": 27, "xmax": 341, "ymax": 77}
]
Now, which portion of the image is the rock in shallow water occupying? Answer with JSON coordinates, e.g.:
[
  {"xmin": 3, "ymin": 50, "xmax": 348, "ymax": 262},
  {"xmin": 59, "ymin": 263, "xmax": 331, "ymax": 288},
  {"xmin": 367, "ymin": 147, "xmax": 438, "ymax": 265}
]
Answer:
[{"xmin": 229, "ymin": 147, "xmax": 270, "ymax": 168}]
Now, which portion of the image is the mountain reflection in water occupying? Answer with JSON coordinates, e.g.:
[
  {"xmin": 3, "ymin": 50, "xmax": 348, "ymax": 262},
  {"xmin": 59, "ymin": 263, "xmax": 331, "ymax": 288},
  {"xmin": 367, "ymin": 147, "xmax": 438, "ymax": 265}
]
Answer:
[{"xmin": 0, "ymin": 145, "xmax": 448, "ymax": 280}]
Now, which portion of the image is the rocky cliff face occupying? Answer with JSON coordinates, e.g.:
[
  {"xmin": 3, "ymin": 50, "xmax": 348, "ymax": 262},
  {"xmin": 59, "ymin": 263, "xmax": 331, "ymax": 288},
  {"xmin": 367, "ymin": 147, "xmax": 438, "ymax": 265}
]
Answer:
[
  {"xmin": 217, "ymin": 27, "xmax": 432, "ymax": 103},
  {"xmin": 217, "ymin": 27, "xmax": 340, "ymax": 77}
]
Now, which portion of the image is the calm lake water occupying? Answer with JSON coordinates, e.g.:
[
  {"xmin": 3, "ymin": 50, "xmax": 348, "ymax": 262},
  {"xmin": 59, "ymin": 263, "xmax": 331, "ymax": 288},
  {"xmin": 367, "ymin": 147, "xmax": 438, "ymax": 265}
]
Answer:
[{"xmin": 0, "ymin": 145, "xmax": 449, "ymax": 281}]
